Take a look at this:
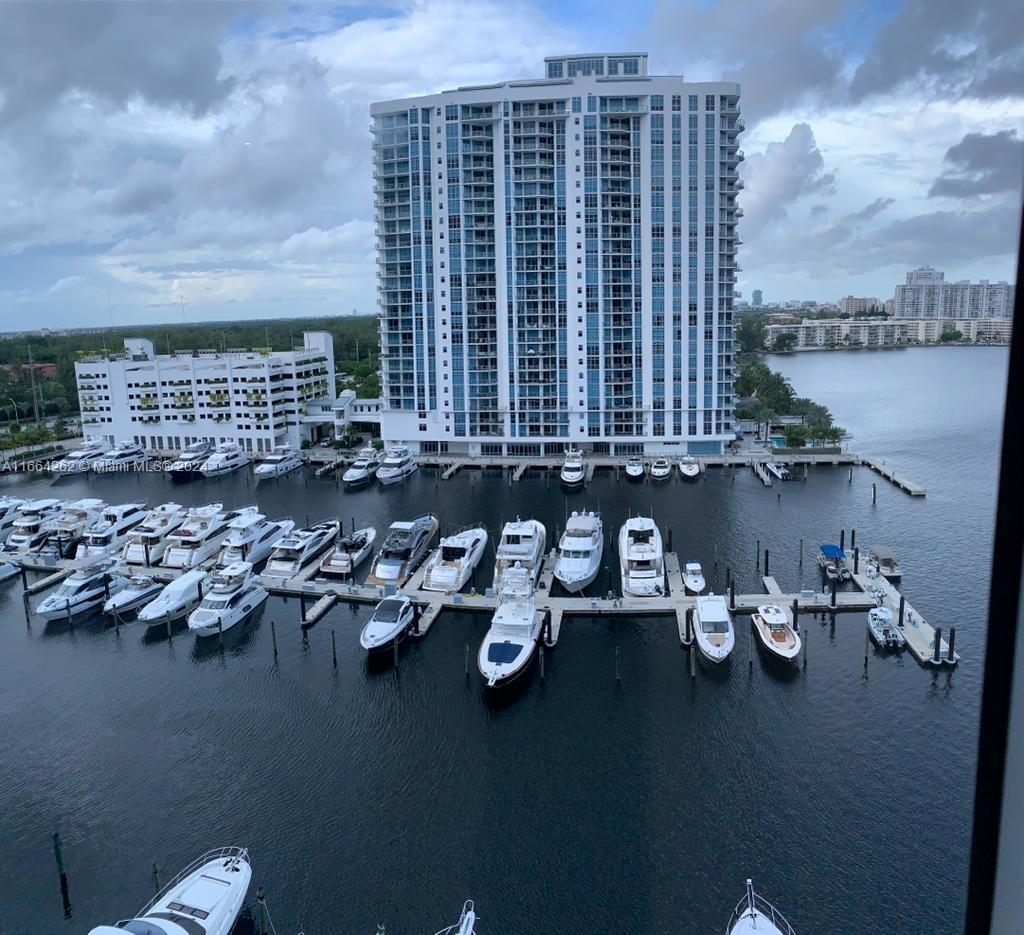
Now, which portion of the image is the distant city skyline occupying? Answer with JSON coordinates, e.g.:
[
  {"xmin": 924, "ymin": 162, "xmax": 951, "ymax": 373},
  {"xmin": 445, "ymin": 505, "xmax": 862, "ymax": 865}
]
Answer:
[{"xmin": 1, "ymin": 0, "xmax": 1022, "ymax": 329}]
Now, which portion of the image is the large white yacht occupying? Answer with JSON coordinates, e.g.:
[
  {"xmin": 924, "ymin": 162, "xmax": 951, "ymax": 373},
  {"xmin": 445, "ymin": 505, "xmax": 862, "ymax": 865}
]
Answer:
[
  {"xmin": 341, "ymin": 446, "xmax": 383, "ymax": 487},
  {"xmin": 50, "ymin": 439, "xmax": 107, "ymax": 475},
  {"xmin": 554, "ymin": 511, "xmax": 603, "ymax": 594},
  {"xmin": 726, "ymin": 879, "xmax": 797, "ymax": 935},
  {"xmin": 492, "ymin": 519, "xmax": 546, "ymax": 591},
  {"xmin": 35, "ymin": 498, "xmax": 107, "ymax": 559},
  {"xmin": 559, "ymin": 448, "xmax": 586, "ymax": 489},
  {"xmin": 365, "ymin": 514, "xmax": 439, "ymax": 586},
  {"xmin": 121, "ymin": 502, "xmax": 188, "ymax": 565},
  {"xmin": 359, "ymin": 594, "xmax": 416, "ymax": 652},
  {"xmin": 161, "ymin": 503, "xmax": 243, "ymax": 569},
  {"xmin": 694, "ymin": 593, "xmax": 735, "ymax": 664},
  {"xmin": 253, "ymin": 444, "xmax": 303, "ymax": 480},
  {"xmin": 0, "ymin": 495, "xmax": 26, "ymax": 540},
  {"xmin": 103, "ymin": 575, "xmax": 165, "ymax": 618},
  {"xmin": 678, "ymin": 456, "xmax": 700, "ymax": 480},
  {"xmin": 319, "ymin": 527, "xmax": 377, "ymax": 578},
  {"xmin": 87, "ymin": 846, "xmax": 251, "ymax": 935},
  {"xmin": 263, "ymin": 519, "xmax": 340, "ymax": 579},
  {"xmin": 377, "ymin": 445, "xmax": 417, "ymax": 485},
  {"xmin": 752, "ymin": 604, "xmax": 801, "ymax": 662},
  {"xmin": 187, "ymin": 561, "xmax": 267, "ymax": 636},
  {"xmin": 3, "ymin": 498, "xmax": 63, "ymax": 553},
  {"xmin": 136, "ymin": 568, "xmax": 209, "ymax": 629},
  {"xmin": 216, "ymin": 512, "xmax": 294, "ymax": 568},
  {"xmin": 478, "ymin": 564, "xmax": 543, "ymax": 688},
  {"xmin": 422, "ymin": 526, "xmax": 488, "ymax": 593},
  {"xmin": 36, "ymin": 558, "xmax": 129, "ymax": 620},
  {"xmin": 75, "ymin": 503, "xmax": 149, "ymax": 560},
  {"xmin": 166, "ymin": 440, "xmax": 214, "ymax": 481},
  {"xmin": 618, "ymin": 517, "xmax": 666, "ymax": 597},
  {"xmin": 92, "ymin": 440, "xmax": 149, "ymax": 472},
  {"xmin": 199, "ymin": 443, "xmax": 247, "ymax": 477}
]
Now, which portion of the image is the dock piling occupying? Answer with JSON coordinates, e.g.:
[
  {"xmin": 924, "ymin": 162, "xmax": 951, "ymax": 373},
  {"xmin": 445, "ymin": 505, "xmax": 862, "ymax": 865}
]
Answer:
[
  {"xmin": 615, "ymin": 645, "xmax": 621, "ymax": 682},
  {"xmin": 830, "ymin": 577, "xmax": 837, "ymax": 610},
  {"xmin": 53, "ymin": 831, "xmax": 71, "ymax": 917},
  {"xmin": 271, "ymin": 620, "xmax": 278, "ymax": 659},
  {"xmin": 840, "ymin": 529, "xmax": 845, "ymax": 551},
  {"xmin": 667, "ymin": 527, "xmax": 673, "ymax": 552},
  {"xmin": 152, "ymin": 862, "xmax": 161, "ymax": 895},
  {"xmin": 849, "ymin": 466, "xmax": 853, "ymax": 483},
  {"xmin": 864, "ymin": 626, "xmax": 869, "ymax": 668},
  {"xmin": 393, "ymin": 635, "xmax": 398, "ymax": 668},
  {"xmin": 464, "ymin": 643, "xmax": 469, "ymax": 681},
  {"xmin": 872, "ymin": 482, "xmax": 877, "ymax": 504},
  {"xmin": 853, "ymin": 547, "xmax": 860, "ymax": 575},
  {"xmin": 933, "ymin": 627, "xmax": 942, "ymax": 664},
  {"xmin": 730, "ymin": 579, "xmax": 736, "ymax": 611},
  {"xmin": 217, "ymin": 616, "xmax": 223, "ymax": 648},
  {"xmin": 748, "ymin": 630, "xmax": 753, "ymax": 672},
  {"xmin": 799, "ymin": 538, "xmax": 803, "ymax": 566},
  {"xmin": 256, "ymin": 887, "xmax": 268, "ymax": 935},
  {"xmin": 803, "ymin": 628, "xmax": 808, "ymax": 668},
  {"xmin": 948, "ymin": 627, "xmax": 957, "ymax": 663},
  {"xmin": 756, "ymin": 539, "xmax": 760, "ymax": 572},
  {"xmin": 764, "ymin": 549, "xmax": 769, "ymax": 578},
  {"xmin": 331, "ymin": 629, "xmax": 338, "ymax": 669},
  {"xmin": 899, "ymin": 595, "xmax": 906, "ymax": 628},
  {"xmin": 851, "ymin": 528, "xmax": 857, "ymax": 550},
  {"xmin": 540, "ymin": 644, "xmax": 545, "ymax": 681},
  {"xmin": 791, "ymin": 598, "xmax": 799, "ymax": 632},
  {"xmin": 725, "ymin": 565, "xmax": 731, "ymax": 592},
  {"xmin": 689, "ymin": 644, "xmax": 695, "ymax": 678}
]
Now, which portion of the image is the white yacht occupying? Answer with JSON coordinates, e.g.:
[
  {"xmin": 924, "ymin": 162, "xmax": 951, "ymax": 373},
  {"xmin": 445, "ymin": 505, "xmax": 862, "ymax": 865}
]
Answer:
[
  {"xmin": 136, "ymin": 568, "xmax": 209, "ymax": 629},
  {"xmin": 162, "ymin": 503, "xmax": 245, "ymax": 569},
  {"xmin": 377, "ymin": 445, "xmax": 417, "ymax": 485},
  {"xmin": 319, "ymin": 527, "xmax": 377, "ymax": 578},
  {"xmin": 121, "ymin": 502, "xmax": 188, "ymax": 565},
  {"xmin": 199, "ymin": 442, "xmax": 247, "ymax": 477},
  {"xmin": 818, "ymin": 544, "xmax": 851, "ymax": 581},
  {"xmin": 423, "ymin": 526, "xmax": 488, "ymax": 593},
  {"xmin": 166, "ymin": 440, "xmax": 214, "ymax": 482},
  {"xmin": 434, "ymin": 900, "xmax": 477, "ymax": 935},
  {"xmin": 188, "ymin": 561, "xmax": 268, "ymax": 636},
  {"xmin": 36, "ymin": 558, "xmax": 129, "ymax": 620},
  {"xmin": 478, "ymin": 564, "xmax": 543, "ymax": 688},
  {"xmin": 103, "ymin": 575, "xmax": 165, "ymax": 618},
  {"xmin": 263, "ymin": 519, "xmax": 340, "ymax": 579},
  {"xmin": 87, "ymin": 846, "xmax": 251, "ymax": 935},
  {"xmin": 216, "ymin": 513, "xmax": 294, "ymax": 568},
  {"xmin": 682, "ymin": 561, "xmax": 706, "ymax": 594},
  {"xmin": 618, "ymin": 517, "xmax": 666, "ymax": 597},
  {"xmin": 341, "ymin": 447, "xmax": 383, "ymax": 487},
  {"xmin": 50, "ymin": 439, "xmax": 107, "ymax": 475},
  {"xmin": 253, "ymin": 444, "xmax": 303, "ymax": 480},
  {"xmin": 35, "ymin": 498, "xmax": 107, "ymax": 560},
  {"xmin": 766, "ymin": 462, "xmax": 791, "ymax": 481},
  {"xmin": 867, "ymin": 606, "xmax": 904, "ymax": 650},
  {"xmin": 752, "ymin": 604, "xmax": 801, "ymax": 662},
  {"xmin": 492, "ymin": 519, "xmax": 546, "ymax": 591},
  {"xmin": 92, "ymin": 440, "xmax": 149, "ymax": 472},
  {"xmin": 693, "ymin": 593, "xmax": 735, "ymax": 664},
  {"xmin": 559, "ymin": 448, "xmax": 586, "ymax": 488},
  {"xmin": 3, "ymin": 498, "xmax": 63, "ymax": 553},
  {"xmin": 650, "ymin": 457, "xmax": 672, "ymax": 481},
  {"xmin": 678, "ymin": 456, "xmax": 700, "ymax": 480},
  {"xmin": 365, "ymin": 514, "xmax": 439, "ymax": 587},
  {"xmin": 359, "ymin": 594, "xmax": 415, "ymax": 652},
  {"xmin": 0, "ymin": 495, "xmax": 26, "ymax": 540},
  {"xmin": 624, "ymin": 456, "xmax": 646, "ymax": 480},
  {"xmin": 75, "ymin": 503, "xmax": 148, "ymax": 560},
  {"xmin": 727, "ymin": 879, "xmax": 797, "ymax": 935},
  {"xmin": 554, "ymin": 511, "xmax": 603, "ymax": 593}
]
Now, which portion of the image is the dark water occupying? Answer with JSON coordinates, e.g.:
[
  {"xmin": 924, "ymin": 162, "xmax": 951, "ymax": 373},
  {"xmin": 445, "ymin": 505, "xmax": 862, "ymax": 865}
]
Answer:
[{"xmin": 0, "ymin": 346, "xmax": 1007, "ymax": 934}]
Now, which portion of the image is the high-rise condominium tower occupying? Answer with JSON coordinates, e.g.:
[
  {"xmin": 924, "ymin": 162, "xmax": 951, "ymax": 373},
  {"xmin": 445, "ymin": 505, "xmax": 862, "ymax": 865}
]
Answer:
[{"xmin": 372, "ymin": 53, "xmax": 742, "ymax": 457}]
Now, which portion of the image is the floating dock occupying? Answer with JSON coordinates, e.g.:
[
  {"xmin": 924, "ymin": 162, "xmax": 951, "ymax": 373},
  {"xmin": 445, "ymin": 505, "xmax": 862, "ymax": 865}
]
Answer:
[{"xmin": 860, "ymin": 457, "xmax": 926, "ymax": 496}]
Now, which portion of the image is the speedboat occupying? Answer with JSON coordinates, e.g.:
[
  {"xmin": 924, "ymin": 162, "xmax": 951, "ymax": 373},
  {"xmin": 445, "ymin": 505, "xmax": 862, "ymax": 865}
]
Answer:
[
  {"xmin": 50, "ymin": 439, "xmax": 107, "ymax": 475},
  {"xmin": 121, "ymin": 502, "xmax": 189, "ymax": 565},
  {"xmin": 87, "ymin": 846, "xmax": 251, "ymax": 935},
  {"xmin": 553, "ymin": 511, "xmax": 603, "ymax": 593},
  {"xmin": 35, "ymin": 558, "xmax": 129, "ymax": 620},
  {"xmin": 867, "ymin": 606, "xmax": 904, "ymax": 650},
  {"xmin": 34, "ymin": 498, "xmax": 107, "ymax": 560},
  {"xmin": 866, "ymin": 545, "xmax": 902, "ymax": 580},
  {"xmin": 136, "ymin": 568, "xmax": 209, "ymax": 628},
  {"xmin": 199, "ymin": 442, "xmax": 247, "ymax": 477},
  {"xmin": 650, "ymin": 457, "xmax": 672, "ymax": 481},
  {"xmin": 559, "ymin": 448, "xmax": 586, "ymax": 488},
  {"xmin": 263, "ymin": 519, "xmax": 340, "ymax": 579},
  {"xmin": 423, "ymin": 526, "xmax": 488, "ymax": 593},
  {"xmin": 693, "ymin": 593, "xmax": 735, "ymax": 663},
  {"xmin": 678, "ymin": 456, "xmax": 700, "ymax": 480},
  {"xmin": 682, "ymin": 561, "xmax": 706, "ymax": 594},
  {"xmin": 75, "ymin": 503, "xmax": 148, "ymax": 560},
  {"xmin": 618, "ymin": 517, "xmax": 665, "ymax": 597},
  {"xmin": 727, "ymin": 879, "xmax": 797, "ymax": 935},
  {"xmin": 435, "ymin": 900, "xmax": 477, "ymax": 935},
  {"xmin": 187, "ymin": 561, "xmax": 267, "ymax": 636},
  {"xmin": 341, "ymin": 447, "xmax": 383, "ymax": 487},
  {"xmin": 166, "ymin": 440, "xmax": 214, "ymax": 481},
  {"xmin": 0, "ymin": 495, "xmax": 26, "ymax": 540},
  {"xmin": 624, "ymin": 456, "xmax": 646, "ymax": 480},
  {"xmin": 92, "ymin": 440, "xmax": 149, "ymax": 473},
  {"xmin": 3, "ymin": 498, "xmax": 63, "ymax": 553},
  {"xmin": 103, "ymin": 575, "xmax": 165, "ymax": 618},
  {"xmin": 253, "ymin": 444, "xmax": 303, "ymax": 480},
  {"xmin": 359, "ymin": 594, "xmax": 415, "ymax": 652},
  {"xmin": 478, "ymin": 563, "xmax": 543, "ymax": 688},
  {"xmin": 752, "ymin": 604, "xmax": 801, "ymax": 661},
  {"xmin": 365, "ymin": 514, "xmax": 439, "ymax": 587},
  {"xmin": 492, "ymin": 519, "xmax": 546, "ymax": 591},
  {"xmin": 377, "ymin": 445, "xmax": 417, "ymax": 485},
  {"xmin": 162, "ymin": 504, "xmax": 250, "ymax": 569},
  {"xmin": 216, "ymin": 512, "xmax": 294, "ymax": 567},
  {"xmin": 766, "ymin": 462, "xmax": 791, "ymax": 481},
  {"xmin": 818, "ymin": 544, "xmax": 851, "ymax": 581},
  {"xmin": 319, "ymin": 527, "xmax": 377, "ymax": 578}
]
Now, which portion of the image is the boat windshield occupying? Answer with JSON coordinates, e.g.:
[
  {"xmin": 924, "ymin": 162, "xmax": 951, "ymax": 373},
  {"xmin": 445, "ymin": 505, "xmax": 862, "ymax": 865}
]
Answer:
[
  {"xmin": 199, "ymin": 595, "xmax": 232, "ymax": 610},
  {"xmin": 373, "ymin": 599, "xmax": 406, "ymax": 622},
  {"xmin": 701, "ymin": 615, "xmax": 730, "ymax": 634},
  {"xmin": 441, "ymin": 545, "xmax": 467, "ymax": 561},
  {"xmin": 121, "ymin": 922, "xmax": 174, "ymax": 935},
  {"xmin": 629, "ymin": 530, "xmax": 653, "ymax": 544},
  {"xmin": 487, "ymin": 643, "xmax": 522, "ymax": 663},
  {"xmin": 561, "ymin": 549, "xmax": 592, "ymax": 559}
]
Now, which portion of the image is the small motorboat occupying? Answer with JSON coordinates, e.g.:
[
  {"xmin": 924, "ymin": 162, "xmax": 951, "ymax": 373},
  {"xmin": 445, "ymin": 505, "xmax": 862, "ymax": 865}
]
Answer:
[
  {"xmin": 559, "ymin": 448, "xmax": 586, "ymax": 488},
  {"xmin": 727, "ymin": 879, "xmax": 797, "ymax": 935},
  {"xmin": 650, "ymin": 457, "xmax": 672, "ymax": 482},
  {"xmin": 492, "ymin": 519, "xmax": 546, "ymax": 591},
  {"xmin": 377, "ymin": 445, "xmax": 418, "ymax": 485},
  {"xmin": 422, "ymin": 526, "xmax": 488, "ymax": 593},
  {"xmin": 365, "ymin": 515, "xmax": 439, "ymax": 587},
  {"xmin": 199, "ymin": 443, "xmax": 247, "ymax": 477},
  {"xmin": 36, "ymin": 558, "xmax": 129, "ymax": 620},
  {"xmin": 187, "ymin": 561, "xmax": 267, "ymax": 636},
  {"xmin": 818, "ymin": 544, "xmax": 851, "ymax": 581},
  {"xmin": 136, "ymin": 568, "xmax": 209, "ymax": 628},
  {"xmin": 766, "ymin": 462, "xmax": 791, "ymax": 481},
  {"xmin": 866, "ymin": 545, "xmax": 902, "ymax": 580},
  {"xmin": 693, "ymin": 593, "xmax": 735, "ymax": 664},
  {"xmin": 87, "ymin": 846, "xmax": 251, "ymax": 935},
  {"xmin": 103, "ymin": 575, "xmax": 164, "ymax": 618},
  {"xmin": 342, "ymin": 447, "xmax": 384, "ymax": 487},
  {"xmin": 253, "ymin": 444, "xmax": 303, "ymax": 480},
  {"xmin": 619, "ymin": 517, "xmax": 665, "ymax": 597},
  {"xmin": 553, "ymin": 511, "xmax": 603, "ymax": 594},
  {"xmin": 752, "ymin": 604, "xmax": 801, "ymax": 661},
  {"xmin": 319, "ymin": 527, "xmax": 378, "ymax": 578},
  {"xmin": 678, "ymin": 456, "xmax": 700, "ymax": 480},
  {"xmin": 624, "ymin": 456, "xmax": 646, "ymax": 480},
  {"xmin": 477, "ymin": 564, "xmax": 543, "ymax": 688},
  {"xmin": 682, "ymin": 561, "xmax": 706, "ymax": 594},
  {"xmin": 359, "ymin": 594, "xmax": 415, "ymax": 652},
  {"xmin": 166, "ymin": 440, "xmax": 215, "ymax": 481},
  {"xmin": 867, "ymin": 606, "xmax": 904, "ymax": 650}
]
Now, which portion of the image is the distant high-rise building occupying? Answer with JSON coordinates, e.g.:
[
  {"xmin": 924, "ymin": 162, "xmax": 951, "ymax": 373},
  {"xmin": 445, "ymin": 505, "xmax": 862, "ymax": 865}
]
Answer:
[
  {"xmin": 751, "ymin": 289, "xmax": 763, "ymax": 306},
  {"xmin": 838, "ymin": 295, "xmax": 880, "ymax": 315},
  {"xmin": 893, "ymin": 267, "xmax": 1014, "ymax": 319},
  {"xmin": 372, "ymin": 53, "xmax": 743, "ymax": 456}
]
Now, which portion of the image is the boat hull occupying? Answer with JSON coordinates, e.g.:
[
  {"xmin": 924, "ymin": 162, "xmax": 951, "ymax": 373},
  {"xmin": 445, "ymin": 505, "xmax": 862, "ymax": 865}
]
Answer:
[{"xmin": 555, "ymin": 563, "xmax": 599, "ymax": 594}]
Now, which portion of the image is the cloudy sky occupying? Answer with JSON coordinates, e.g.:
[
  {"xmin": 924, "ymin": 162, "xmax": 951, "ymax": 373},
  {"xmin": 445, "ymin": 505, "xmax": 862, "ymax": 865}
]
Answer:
[{"xmin": 1, "ymin": 0, "xmax": 1022, "ymax": 328}]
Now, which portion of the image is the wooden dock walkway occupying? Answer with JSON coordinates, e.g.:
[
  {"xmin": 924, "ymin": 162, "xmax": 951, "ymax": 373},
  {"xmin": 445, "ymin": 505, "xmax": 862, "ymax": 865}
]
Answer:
[
  {"xmin": 862, "ymin": 457, "xmax": 926, "ymax": 496},
  {"xmin": 752, "ymin": 461, "xmax": 772, "ymax": 486}
]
